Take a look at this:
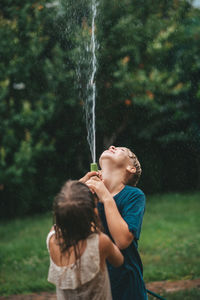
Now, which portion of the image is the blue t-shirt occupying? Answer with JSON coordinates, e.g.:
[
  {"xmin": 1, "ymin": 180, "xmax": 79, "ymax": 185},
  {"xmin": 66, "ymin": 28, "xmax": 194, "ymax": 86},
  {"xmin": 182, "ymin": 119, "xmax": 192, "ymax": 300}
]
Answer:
[{"xmin": 98, "ymin": 185, "xmax": 147, "ymax": 300}]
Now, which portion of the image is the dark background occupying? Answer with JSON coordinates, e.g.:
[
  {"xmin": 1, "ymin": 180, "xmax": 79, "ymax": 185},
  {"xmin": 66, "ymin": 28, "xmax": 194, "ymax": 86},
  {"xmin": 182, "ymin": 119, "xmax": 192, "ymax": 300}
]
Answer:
[{"xmin": 0, "ymin": 0, "xmax": 200, "ymax": 218}]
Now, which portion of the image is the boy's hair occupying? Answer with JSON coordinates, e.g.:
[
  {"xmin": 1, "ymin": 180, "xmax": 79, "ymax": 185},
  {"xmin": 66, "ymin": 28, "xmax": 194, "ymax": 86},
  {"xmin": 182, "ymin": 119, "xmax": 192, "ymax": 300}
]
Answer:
[
  {"xmin": 53, "ymin": 180, "xmax": 101, "ymax": 261},
  {"xmin": 125, "ymin": 148, "xmax": 142, "ymax": 186}
]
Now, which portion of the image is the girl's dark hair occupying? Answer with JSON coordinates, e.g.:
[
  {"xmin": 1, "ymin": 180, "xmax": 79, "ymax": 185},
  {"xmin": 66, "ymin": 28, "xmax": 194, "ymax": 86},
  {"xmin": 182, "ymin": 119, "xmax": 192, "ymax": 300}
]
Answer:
[{"xmin": 53, "ymin": 180, "xmax": 101, "ymax": 264}]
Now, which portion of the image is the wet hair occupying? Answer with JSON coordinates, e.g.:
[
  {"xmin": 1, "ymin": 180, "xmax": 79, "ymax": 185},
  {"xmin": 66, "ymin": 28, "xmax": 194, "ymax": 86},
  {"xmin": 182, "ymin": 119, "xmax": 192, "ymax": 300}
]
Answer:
[
  {"xmin": 53, "ymin": 180, "xmax": 101, "ymax": 265},
  {"xmin": 125, "ymin": 148, "xmax": 142, "ymax": 186}
]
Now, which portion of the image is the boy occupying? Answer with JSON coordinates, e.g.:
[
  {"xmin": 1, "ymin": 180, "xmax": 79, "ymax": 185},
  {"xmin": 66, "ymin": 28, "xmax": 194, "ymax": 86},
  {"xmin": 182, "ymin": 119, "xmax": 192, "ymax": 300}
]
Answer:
[{"xmin": 80, "ymin": 145, "xmax": 147, "ymax": 300}]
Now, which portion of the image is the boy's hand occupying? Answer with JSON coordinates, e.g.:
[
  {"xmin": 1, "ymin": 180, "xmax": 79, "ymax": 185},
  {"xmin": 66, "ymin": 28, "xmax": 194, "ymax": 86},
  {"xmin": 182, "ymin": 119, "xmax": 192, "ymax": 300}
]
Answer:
[
  {"xmin": 79, "ymin": 171, "xmax": 100, "ymax": 184},
  {"xmin": 86, "ymin": 177, "xmax": 112, "ymax": 203}
]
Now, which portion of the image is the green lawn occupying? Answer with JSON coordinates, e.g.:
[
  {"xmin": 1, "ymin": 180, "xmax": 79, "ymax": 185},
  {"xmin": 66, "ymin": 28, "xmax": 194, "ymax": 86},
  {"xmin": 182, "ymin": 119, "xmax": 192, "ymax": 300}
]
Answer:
[
  {"xmin": 0, "ymin": 192, "xmax": 200, "ymax": 296},
  {"xmin": 150, "ymin": 289, "xmax": 200, "ymax": 300},
  {"xmin": 140, "ymin": 192, "xmax": 200, "ymax": 282},
  {"xmin": 0, "ymin": 212, "xmax": 54, "ymax": 295}
]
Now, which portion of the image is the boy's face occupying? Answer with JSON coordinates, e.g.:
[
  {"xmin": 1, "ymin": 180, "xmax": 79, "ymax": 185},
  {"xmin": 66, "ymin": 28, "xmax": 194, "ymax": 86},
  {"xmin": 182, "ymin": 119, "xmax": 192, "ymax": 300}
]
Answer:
[{"xmin": 99, "ymin": 146, "xmax": 133, "ymax": 169}]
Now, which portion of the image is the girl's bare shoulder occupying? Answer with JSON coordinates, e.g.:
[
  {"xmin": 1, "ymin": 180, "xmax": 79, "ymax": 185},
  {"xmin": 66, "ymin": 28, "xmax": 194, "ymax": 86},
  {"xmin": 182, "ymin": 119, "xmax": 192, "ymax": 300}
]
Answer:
[{"xmin": 99, "ymin": 232, "xmax": 112, "ymax": 252}]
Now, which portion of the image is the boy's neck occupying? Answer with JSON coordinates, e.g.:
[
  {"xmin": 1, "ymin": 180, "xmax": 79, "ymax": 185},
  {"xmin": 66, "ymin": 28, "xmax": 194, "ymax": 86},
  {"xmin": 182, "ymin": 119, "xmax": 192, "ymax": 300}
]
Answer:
[{"xmin": 101, "ymin": 165, "xmax": 125, "ymax": 197}]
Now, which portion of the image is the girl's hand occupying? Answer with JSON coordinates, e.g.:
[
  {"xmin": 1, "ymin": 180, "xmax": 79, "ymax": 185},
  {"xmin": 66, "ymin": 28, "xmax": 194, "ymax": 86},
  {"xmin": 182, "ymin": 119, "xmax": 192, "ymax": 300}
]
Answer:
[
  {"xmin": 86, "ymin": 177, "xmax": 112, "ymax": 203},
  {"xmin": 79, "ymin": 171, "xmax": 100, "ymax": 184}
]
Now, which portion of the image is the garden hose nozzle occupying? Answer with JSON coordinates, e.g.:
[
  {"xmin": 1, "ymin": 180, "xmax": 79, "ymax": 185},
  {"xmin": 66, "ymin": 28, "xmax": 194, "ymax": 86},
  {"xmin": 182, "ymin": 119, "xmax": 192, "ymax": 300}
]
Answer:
[{"xmin": 90, "ymin": 163, "xmax": 98, "ymax": 172}]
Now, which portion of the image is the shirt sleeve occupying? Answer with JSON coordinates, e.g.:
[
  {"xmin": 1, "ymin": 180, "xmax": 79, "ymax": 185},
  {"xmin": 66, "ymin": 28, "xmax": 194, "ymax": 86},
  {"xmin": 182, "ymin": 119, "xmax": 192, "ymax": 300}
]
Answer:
[{"xmin": 121, "ymin": 190, "xmax": 146, "ymax": 240}]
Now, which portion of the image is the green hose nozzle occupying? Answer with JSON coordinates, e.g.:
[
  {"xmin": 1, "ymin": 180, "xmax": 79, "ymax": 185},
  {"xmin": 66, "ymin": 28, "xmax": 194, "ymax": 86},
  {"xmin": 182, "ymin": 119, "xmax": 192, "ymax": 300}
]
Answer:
[{"xmin": 90, "ymin": 163, "xmax": 98, "ymax": 172}]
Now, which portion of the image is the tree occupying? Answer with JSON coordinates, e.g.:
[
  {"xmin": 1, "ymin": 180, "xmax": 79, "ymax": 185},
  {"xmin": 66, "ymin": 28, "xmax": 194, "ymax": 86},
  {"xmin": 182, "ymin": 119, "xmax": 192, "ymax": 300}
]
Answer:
[
  {"xmin": 0, "ymin": 0, "xmax": 86, "ymax": 217},
  {"xmin": 96, "ymin": 0, "xmax": 200, "ymax": 191},
  {"xmin": 1, "ymin": 0, "xmax": 200, "ymax": 218}
]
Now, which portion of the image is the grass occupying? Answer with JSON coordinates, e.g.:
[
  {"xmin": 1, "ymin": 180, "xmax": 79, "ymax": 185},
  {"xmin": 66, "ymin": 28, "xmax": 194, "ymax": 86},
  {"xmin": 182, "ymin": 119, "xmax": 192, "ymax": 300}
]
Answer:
[
  {"xmin": 140, "ymin": 192, "xmax": 200, "ymax": 282},
  {"xmin": 0, "ymin": 212, "xmax": 54, "ymax": 295},
  {"xmin": 0, "ymin": 192, "xmax": 200, "ymax": 296},
  {"xmin": 148, "ymin": 289, "xmax": 200, "ymax": 300}
]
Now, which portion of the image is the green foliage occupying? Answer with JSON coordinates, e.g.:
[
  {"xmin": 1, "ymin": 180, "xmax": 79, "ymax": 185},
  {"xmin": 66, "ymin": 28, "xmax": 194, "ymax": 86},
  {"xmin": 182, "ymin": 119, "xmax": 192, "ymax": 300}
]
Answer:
[
  {"xmin": 96, "ymin": 0, "xmax": 200, "ymax": 191},
  {"xmin": 0, "ymin": 0, "xmax": 200, "ymax": 218},
  {"xmin": 0, "ymin": 0, "xmax": 89, "ymax": 217}
]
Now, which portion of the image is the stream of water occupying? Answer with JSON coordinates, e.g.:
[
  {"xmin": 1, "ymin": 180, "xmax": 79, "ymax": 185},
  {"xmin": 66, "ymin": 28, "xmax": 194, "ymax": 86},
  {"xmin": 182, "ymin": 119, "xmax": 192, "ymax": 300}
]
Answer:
[
  {"xmin": 58, "ymin": 0, "xmax": 98, "ymax": 163},
  {"xmin": 85, "ymin": 0, "xmax": 98, "ymax": 163}
]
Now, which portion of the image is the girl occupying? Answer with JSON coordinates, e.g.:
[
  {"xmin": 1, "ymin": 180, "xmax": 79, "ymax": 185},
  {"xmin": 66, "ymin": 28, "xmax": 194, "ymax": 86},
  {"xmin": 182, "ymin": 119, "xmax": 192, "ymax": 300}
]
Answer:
[{"xmin": 46, "ymin": 180, "xmax": 124, "ymax": 300}]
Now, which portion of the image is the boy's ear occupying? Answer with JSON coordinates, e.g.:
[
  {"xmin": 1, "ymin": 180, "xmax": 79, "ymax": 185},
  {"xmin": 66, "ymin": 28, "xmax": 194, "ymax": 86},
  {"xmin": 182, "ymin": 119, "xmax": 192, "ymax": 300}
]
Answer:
[{"xmin": 126, "ymin": 165, "xmax": 136, "ymax": 174}]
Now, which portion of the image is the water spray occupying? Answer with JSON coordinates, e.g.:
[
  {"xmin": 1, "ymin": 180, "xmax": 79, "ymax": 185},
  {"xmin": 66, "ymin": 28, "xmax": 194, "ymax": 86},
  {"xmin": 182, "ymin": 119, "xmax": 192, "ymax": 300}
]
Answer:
[{"xmin": 85, "ymin": 0, "xmax": 98, "ymax": 171}]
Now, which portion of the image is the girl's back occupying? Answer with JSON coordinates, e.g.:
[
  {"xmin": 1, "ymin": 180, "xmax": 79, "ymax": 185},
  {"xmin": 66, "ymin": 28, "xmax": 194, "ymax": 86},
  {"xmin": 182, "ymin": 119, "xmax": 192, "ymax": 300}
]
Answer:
[{"xmin": 47, "ymin": 231, "xmax": 112, "ymax": 300}]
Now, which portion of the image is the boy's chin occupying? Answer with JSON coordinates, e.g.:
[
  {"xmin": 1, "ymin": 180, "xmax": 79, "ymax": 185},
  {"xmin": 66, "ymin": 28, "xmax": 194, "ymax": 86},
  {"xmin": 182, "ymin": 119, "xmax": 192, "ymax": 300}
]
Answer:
[
  {"xmin": 100, "ymin": 151, "xmax": 113, "ymax": 161},
  {"xmin": 100, "ymin": 155, "xmax": 124, "ymax": 169}
]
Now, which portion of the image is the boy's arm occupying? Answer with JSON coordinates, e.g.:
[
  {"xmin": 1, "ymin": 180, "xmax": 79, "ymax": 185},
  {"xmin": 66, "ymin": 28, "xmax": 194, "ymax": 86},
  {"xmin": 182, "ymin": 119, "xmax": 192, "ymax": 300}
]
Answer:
[
  {"xmin": 86, "ymin": 178, "xmax": 134, "ymax": 249},
  {"xmin": 79, "ymin": 171, "xmax": 100, "ymax": 183},
  {"xmin": 103, "ymin": 195, "xmax": 134, "ymax": 249}
]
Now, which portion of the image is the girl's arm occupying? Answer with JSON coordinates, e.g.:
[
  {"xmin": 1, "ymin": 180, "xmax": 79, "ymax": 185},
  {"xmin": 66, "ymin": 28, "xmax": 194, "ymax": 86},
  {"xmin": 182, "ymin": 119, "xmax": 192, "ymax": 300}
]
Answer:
[{"xmin": 99, "ymin": 233, "xmax": 124, "ymax": 267}]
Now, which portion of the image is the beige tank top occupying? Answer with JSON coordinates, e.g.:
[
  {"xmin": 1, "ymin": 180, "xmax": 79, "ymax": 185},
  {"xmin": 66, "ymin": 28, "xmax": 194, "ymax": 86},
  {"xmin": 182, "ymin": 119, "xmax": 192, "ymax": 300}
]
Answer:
[{"xmin": 46, "ymin": 231, "xmax": 112, "ymax": 300}]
